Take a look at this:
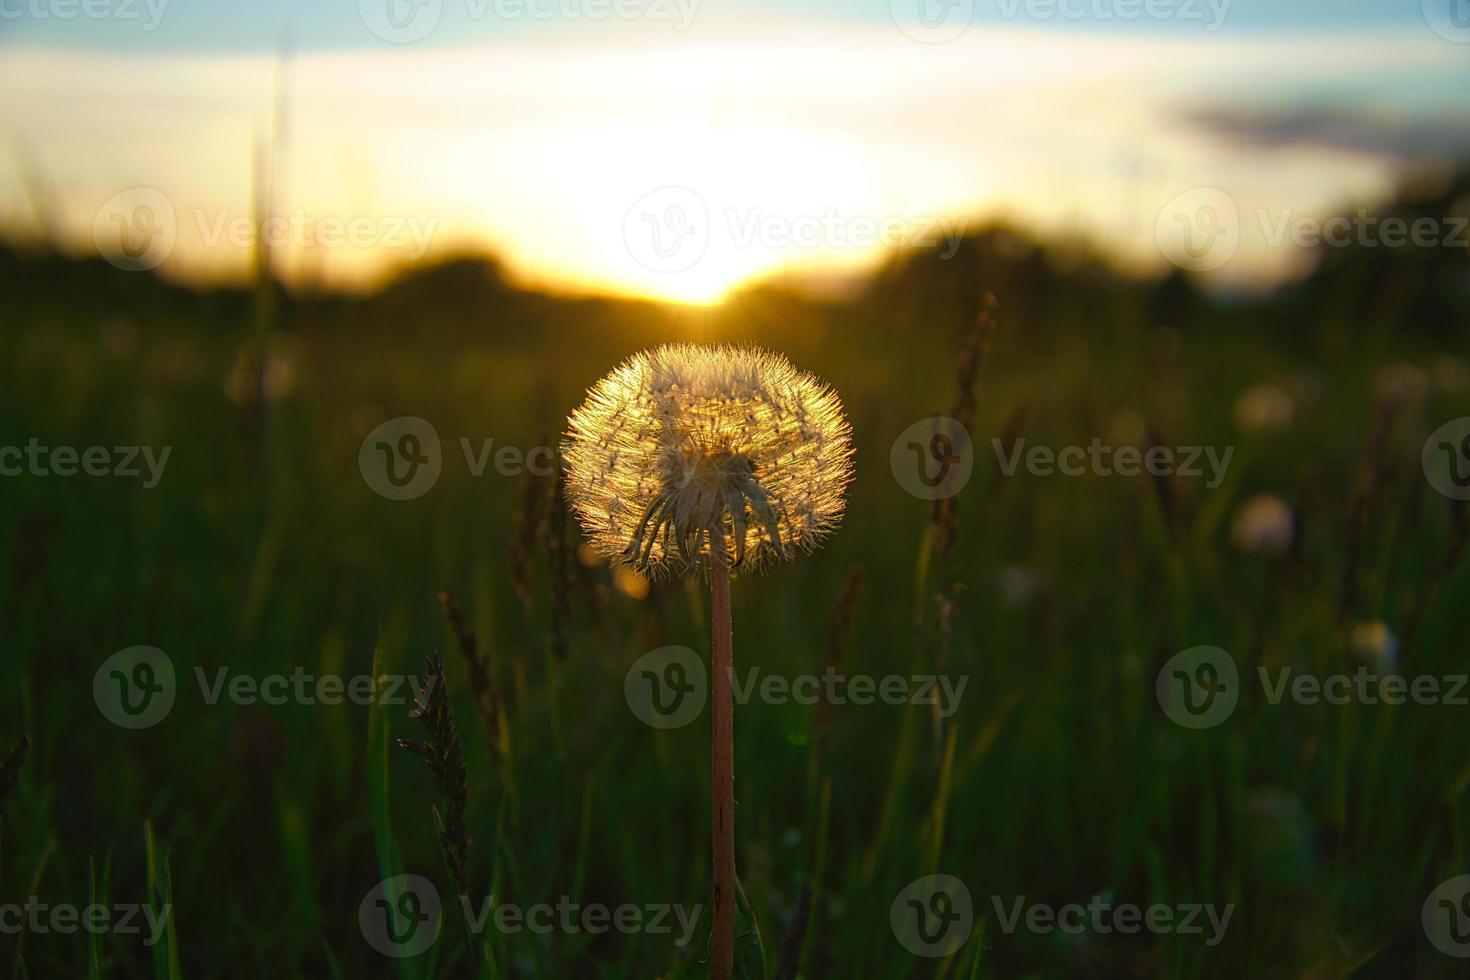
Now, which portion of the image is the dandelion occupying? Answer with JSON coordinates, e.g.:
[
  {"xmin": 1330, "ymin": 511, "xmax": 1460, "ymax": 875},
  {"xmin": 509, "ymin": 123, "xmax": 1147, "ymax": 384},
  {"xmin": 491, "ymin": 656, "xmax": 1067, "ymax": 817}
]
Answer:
[
  {"xmin": 564, "ymin": 344, "xmax": 852, "ymax": 577},
  {"xmin": 563, "ymin": 343, "xmax": 853, "ymax": 980},
  {"xmin": 993, "ymin": 565, "xmax": 1048, "ymax": 608},
  {"xmin": 1350, "ymin": 619, "xmax": 1400, "ymax": 672},
  {"xmin": 1230, "ymin": 494, "xmax": 1295, "ymax": 556},
  {"xmin": 1233, "ymin": 383, "xmax": 1295, "ymax": 434}
]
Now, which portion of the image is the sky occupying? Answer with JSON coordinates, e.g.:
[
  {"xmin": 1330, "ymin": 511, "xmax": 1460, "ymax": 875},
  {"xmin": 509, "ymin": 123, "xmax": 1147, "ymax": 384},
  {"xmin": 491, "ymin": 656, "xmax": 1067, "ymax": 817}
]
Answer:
[
  {"xmin": 1, "ymin": 0, "xmax": 1468, "ymax": 302},
  {"xmin": 0, "ymin": 0, "xmax": 1458, "ymax": 50}
]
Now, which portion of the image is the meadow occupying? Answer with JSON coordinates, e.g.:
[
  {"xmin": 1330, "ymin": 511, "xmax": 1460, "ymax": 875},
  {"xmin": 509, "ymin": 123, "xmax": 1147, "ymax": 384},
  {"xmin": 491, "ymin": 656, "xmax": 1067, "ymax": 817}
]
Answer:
[{"xmin": 1, "ymin": 171, "xmax": 1469, "ymax": 978}]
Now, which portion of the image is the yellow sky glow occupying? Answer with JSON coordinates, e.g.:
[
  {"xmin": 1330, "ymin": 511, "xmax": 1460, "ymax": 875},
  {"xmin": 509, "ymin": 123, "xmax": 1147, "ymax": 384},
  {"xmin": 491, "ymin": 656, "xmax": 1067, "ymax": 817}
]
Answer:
[{"xmin": 0, "ymin": 29, "xmax": 1454, "ymax": 302}]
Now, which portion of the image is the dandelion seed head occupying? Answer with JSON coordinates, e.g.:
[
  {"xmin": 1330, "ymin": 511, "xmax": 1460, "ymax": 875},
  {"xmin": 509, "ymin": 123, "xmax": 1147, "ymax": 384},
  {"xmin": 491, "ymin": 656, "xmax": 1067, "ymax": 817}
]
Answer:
[
  {"xmin": 1233, "ymin": 384, "xmax": 1295, "ymax": 434},
  {"xmin": 1350, "ymin": 619, "xmax": 1400, "ymax": 672},
  {"xmin": 1230, "ymin": 494, "xmax": 1295, "ymax": 556},
  {"xmin": 562, "ymin": 344, "xmax": 853, "ymax": 577}
]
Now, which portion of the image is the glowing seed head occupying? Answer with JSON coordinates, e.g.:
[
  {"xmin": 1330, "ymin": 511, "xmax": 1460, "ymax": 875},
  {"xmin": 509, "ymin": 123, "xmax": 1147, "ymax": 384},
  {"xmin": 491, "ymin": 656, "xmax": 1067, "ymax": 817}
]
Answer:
[{"xmin": 562, "ymin": 344, "xmax": 854, "ymax": 577}]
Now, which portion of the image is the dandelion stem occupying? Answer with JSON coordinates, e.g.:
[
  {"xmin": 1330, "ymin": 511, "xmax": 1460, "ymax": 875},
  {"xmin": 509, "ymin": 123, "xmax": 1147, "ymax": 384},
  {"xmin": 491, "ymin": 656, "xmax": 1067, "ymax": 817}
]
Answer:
[{"xmin": 710, "ymin": 553, "xmax": 735, "ymax": 980}]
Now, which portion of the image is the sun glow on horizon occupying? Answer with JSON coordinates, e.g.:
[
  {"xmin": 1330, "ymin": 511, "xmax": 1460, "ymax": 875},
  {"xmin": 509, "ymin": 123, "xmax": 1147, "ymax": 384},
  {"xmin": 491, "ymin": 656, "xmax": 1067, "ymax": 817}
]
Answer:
[{"xmin": 0, "ymin": 28, "xmax": 1460, "ymax": 302}]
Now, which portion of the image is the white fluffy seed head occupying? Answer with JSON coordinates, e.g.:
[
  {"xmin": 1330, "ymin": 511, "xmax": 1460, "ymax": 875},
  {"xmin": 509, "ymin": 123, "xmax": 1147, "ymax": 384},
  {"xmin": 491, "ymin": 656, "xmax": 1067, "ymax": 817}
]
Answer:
[{"xmin": 562, "ymin": 344, "xmax": 854, "ymax": 578}]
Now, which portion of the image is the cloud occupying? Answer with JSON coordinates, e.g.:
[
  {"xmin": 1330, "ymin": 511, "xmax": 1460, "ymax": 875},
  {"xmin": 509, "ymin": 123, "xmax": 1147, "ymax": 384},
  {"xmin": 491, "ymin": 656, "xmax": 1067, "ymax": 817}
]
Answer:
[{"xmin": 1178, "ymin": 105, "xmax": 1470, "ymax": 162}]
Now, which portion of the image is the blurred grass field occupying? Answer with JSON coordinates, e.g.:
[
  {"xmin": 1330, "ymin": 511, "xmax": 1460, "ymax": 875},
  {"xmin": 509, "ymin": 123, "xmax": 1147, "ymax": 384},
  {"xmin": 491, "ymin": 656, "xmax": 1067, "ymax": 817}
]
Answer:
[{"xmin": 1, "ymin": 176, "xmax": 1469, "ymax": 978}]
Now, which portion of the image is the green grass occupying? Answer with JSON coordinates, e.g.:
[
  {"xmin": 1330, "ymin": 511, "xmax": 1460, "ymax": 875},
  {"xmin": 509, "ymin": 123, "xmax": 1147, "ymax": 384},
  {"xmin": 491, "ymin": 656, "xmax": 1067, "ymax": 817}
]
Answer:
[{"xmin": 1, "ymin": 239, "xmax": 1468, "ymax": 978}]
